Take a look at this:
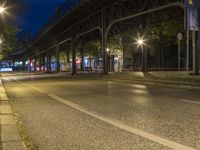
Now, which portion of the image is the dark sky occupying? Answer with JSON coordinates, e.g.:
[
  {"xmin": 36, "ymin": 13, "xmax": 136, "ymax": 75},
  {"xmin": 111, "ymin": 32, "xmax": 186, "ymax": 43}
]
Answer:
[{"xmin": 18, "ymin": 0, "xmax": 64, "ymax": 37}]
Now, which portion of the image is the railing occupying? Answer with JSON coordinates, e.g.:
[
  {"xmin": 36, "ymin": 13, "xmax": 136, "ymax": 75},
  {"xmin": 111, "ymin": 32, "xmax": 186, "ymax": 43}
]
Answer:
[{"xmin": 32, "ymin": 0, "xmax": 81, "ymax": 42}]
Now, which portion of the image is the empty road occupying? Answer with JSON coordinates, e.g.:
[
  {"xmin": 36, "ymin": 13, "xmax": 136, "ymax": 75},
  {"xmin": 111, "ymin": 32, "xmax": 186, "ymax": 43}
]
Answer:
[{"xmin": 1, "ymin": 73, "xmax": 200, "ymax": 150}]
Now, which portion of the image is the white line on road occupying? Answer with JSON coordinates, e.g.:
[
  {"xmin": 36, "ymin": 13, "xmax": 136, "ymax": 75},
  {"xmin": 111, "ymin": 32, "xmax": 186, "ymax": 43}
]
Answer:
[
  {"xmin": 181, "ymin": 99, "xmax": 200, "ymax": 105},
  {"xmin": 7, "ymin": 76, "xmax": 197, "ymax": 150},
  {"xmin": 8, "ymin": 76, "xmax": 47, "ymax": 94},
  {"xmin": 48, "ymin": 94, "xmax": 196, "ymax": 150}
]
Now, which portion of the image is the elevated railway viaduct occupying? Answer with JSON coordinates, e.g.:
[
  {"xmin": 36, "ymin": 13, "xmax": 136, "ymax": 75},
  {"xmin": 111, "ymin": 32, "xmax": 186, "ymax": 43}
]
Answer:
[{"xmin": 9, "ymin": 0, "xmax": 199, "ymax": 74}]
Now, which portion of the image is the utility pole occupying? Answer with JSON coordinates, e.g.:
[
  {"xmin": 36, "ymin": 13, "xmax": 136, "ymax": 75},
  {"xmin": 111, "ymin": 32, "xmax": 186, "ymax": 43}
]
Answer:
[
  {"xmin": 185, "ymin": 0, "xmax": 199, "ymax": 74},
  {"xmin": 186, "ymin": 30, "xmax": 190, "ymax": 72},
  {"xmin": 177, "ymin": 33, "xmax": 183, "ymax": 71}
]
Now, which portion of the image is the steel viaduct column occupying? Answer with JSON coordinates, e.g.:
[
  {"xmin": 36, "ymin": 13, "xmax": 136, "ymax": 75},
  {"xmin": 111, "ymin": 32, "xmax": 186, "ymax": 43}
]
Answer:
[
  {"xmin": 39, "ymin": 56, "xmax": 43, "ymax": 71},
  {"xmin": 56, "ymin": 43, "xmax": 60, "ymax": 72},
  {"xmin": 102, "ymin": 8, "xmax": 108, "ymax": 74},
  {"xmin": 72, "ymin": 36, "xmax": 76, "ymax": 75},
  {"xmin": 80, "ymin": 41, "xmax": 84, "ymax": 72},
  {"xmin": 47, "ymin": 53, "xmax": 52, "ymax": 72}
]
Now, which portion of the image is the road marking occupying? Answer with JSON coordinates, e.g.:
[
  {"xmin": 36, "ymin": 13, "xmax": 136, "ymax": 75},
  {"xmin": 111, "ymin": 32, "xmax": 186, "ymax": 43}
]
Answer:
[
  {"xmin": 48, "ymin": 94, "xmax": 196, "ymax": 150},
  {"xmin": 181, "ymin": 99, "xmax": 200, "ymax": 105},
  {"xmin": 8, "ymin": 76, "xmax": 47, "ymax": 94},
  {"xmin": 6, "ymin": 76, "xmax": 197, "ymax": 150}
]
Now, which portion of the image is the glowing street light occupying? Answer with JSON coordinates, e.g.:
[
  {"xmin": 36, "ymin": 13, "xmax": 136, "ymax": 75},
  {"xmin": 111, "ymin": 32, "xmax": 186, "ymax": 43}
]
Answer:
[
  {"xmin": 0, "ymin": 6, "xmax": 6, "ymax": 14},
  {"xmin": 135, "ymin": 36, "xmax": 147, "ymax": 72},
  {"xmin": 0, "ymin": 39, "xmax": 2, "ymax": 44},
  {"xmin": 136, "ymin": 37, "xmax": 145, "ymax": 47},
  {"xmin": 137, "ymin": 39, "xmax": 144, "ymax": 45}
]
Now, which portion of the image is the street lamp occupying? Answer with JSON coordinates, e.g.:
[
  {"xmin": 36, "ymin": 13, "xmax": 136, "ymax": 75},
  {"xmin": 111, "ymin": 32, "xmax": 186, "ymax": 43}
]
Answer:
[
  {"xmin": 135, "ymin": 36, "xmax": 146, "ymax": 72},
  {"xmin": 106, "ymin": 48, "xmax": 110, "ymax": 52},
  {"xmin": 137, "ymin": 39, "xmax": 144, "ymax": 46},
  {"xmin": 0, "ymin": 39, "xmax": 3, "ymax": 46},
  {"xmin": 106, "ymin": 48, "xmax": 110, "ymax": 71},
  {"xmin": 0, "ymin": 6, "xmax": 6, "ymax": 14}
]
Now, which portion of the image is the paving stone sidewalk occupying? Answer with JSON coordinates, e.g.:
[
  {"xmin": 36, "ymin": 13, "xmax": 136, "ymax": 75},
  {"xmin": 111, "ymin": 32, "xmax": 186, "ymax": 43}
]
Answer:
[{"xmin": 0, "ymin": 78, "xmax": 26, "ymax": 150}]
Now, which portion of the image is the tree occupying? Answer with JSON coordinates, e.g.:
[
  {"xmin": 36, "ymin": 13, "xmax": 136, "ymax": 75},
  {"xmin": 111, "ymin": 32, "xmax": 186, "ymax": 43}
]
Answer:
[
  {"xmin": 149, "ymin": 19, "xmax": 184, "ymax": 43},
  {"xmin": 83, "ymin": 40, "xmax": 101, "ymax": 57},
  {"xmin": 148, "ymin": 19, "xmax": 184, "ymax": 69},
  {"xmin": 0, "ymin": 0, "xmax": 27, "ymax": 57},
  {"xmin": 0, "ymin": 24, "xmax": 19, "ymax": 54}
]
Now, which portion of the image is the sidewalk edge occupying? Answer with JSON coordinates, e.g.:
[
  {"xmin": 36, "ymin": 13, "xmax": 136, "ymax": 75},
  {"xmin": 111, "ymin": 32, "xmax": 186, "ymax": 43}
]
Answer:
[{"xmin": 0, "ymin": 77, "xmax": 27, "ymax": 150}]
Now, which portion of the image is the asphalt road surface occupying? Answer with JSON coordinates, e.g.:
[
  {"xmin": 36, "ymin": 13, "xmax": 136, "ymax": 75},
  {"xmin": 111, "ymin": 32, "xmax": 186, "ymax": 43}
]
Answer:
[{"xmin": 1, "ymin": 73, "xmax": 200, "ymax": 150}]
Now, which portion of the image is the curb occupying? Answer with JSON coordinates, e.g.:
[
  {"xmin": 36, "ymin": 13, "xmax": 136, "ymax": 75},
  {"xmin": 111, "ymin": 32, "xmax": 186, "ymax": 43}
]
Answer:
[
  {"xmin": 101, "ymin": 77, "xmax": 200, "ymax": 92},
  {"xmin": 0, "ymin": 78, "xmax": 27, "ymax": 150},
  {"xmin": 63, "ymin": 74, "xmax": 200, "ymax": 91}
]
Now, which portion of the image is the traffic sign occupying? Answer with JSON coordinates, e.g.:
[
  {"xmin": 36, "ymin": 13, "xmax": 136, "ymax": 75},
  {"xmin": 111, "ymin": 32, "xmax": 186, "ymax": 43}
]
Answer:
[{"xmin": 177, "ymin": 33, "xmax": 183, "ymax": 40}]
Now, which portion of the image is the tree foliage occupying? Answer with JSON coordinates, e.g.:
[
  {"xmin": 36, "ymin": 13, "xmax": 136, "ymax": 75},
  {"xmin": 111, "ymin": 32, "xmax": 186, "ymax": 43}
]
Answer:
[
  {"xmin": 150, "ymin": 19, "xmax": 184, "ymax": 42},
  {"xmin": 0, "ymin": 24, "xmax": 19, "ymax": 54},
  {"xmin": 83, "ymin": 40, "xmax": 101, "ymax": 57},
  {"xmin": 0, "ymin": 0, "xmax": 27, "ymax": 56},
  {"xmin": 147, "ymin": 19, "xmax": 184, "ymax": 56}
]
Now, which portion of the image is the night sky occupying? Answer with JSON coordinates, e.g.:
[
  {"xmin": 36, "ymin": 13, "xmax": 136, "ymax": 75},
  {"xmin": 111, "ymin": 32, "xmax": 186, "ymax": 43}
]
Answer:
[{"xmin": 18, "ymin": 0, "xmax": 64, "ymax": 37}]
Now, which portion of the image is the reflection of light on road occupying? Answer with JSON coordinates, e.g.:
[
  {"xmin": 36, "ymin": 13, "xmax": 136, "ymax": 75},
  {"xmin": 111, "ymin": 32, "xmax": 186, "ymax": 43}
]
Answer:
[
  {"xmin": 131, "ymin": 84, "xmax": 150, "ymax": 106},
  {"xmin": 108, "ymin": 81, "xmax": 148, "ymax": 90},
  {"xmin": 131, "ymin": 89, "xmax": 149, "ymax": 95},
  {"xmin": 11, "ymin": 88, "xmax": 26, "ymax": 94},
  {"xmin": 130, "ymin": 84, "xmax": 147, "ymax": 90},
  {"xmin": 134, "ymin": 72, "xmax": 145, "ymax": 77}
]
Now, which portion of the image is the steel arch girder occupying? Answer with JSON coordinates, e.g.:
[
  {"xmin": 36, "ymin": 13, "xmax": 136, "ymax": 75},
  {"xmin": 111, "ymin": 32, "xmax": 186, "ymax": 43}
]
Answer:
[{"xmin": 104, "ymin": 2, "xmax": 184, "ymax": 40}]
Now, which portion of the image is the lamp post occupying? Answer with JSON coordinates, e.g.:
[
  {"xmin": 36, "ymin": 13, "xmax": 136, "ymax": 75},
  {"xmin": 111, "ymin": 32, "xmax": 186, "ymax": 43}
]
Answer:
[
  {"xmin": 136, "ymin": 36, "xmax": 147, "ymax": 72},
  {"xmin": 106, "ymin": 48, "xmax": 110, "ymax": 72},
  {"xmin": 177, "ymin": 33, "xmax": 183, "ymax": 71}
]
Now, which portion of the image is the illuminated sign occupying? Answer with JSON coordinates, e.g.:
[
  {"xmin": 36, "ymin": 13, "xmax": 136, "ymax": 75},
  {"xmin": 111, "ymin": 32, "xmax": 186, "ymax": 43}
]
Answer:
[
  {"xmin": 0, "ymin": 68, "xmax": 13, "ymax": 72},
  {"xmin": 187, "ymin": 7, "xmax": 199, "ymax": 31},
  {"xmin": 189, "ymin": 0, "xmax": 193, "ymax": 5}
]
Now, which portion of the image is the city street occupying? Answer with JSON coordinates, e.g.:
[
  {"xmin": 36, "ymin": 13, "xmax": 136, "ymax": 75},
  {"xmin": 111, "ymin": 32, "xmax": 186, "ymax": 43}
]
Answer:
[{"xmin": 1, "ymin": 73, "xmax": 200, "ymax": 150}]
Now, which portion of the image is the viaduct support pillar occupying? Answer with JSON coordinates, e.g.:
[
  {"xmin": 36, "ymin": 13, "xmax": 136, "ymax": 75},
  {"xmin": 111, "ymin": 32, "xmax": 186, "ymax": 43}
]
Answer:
[
  {"xmin": 72, "ymin": 37, "xmax": 76, "ymax": 75},
  {"xmin": 196, "ymin": 31, "xmax": 200, "ymax": 74},
  {"xmin": 42, "ymin": 55, "xmax": 46, "ymax": 71},
  {"xmin": 102, "ymin": 9, "xmax": 108, "ymax": 74},
  {"xmin": 47, "ymin": 54, "xmax": 52, "ymax": 73},
  {"xmin": 39, "ymin": 56, "xmax": 43, "ymax": 71},
  {"xmin": 56, "ymin": 44, "xmax": 60, "ymax": 72},
  {"xmin": 9, "ymin": 60, "xmax": 12, "ymax": 68},
  {"xmin": 34, "ymin": 58, "xmax": 37, "ymax": 72},
  {"xmin": 193, "ymin": 31, "xmax": 199, "ymax": 75},
  {"xmin": 80, "ymin": 41, "xmax": 84, "ymax": 72},
  {"xmin": 22, "ymin": 60, "xmax": 26, "ymax": 71},
  {"xmin": 12, "ymin": 59, "xmax": 15, "ymax": 71}
]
